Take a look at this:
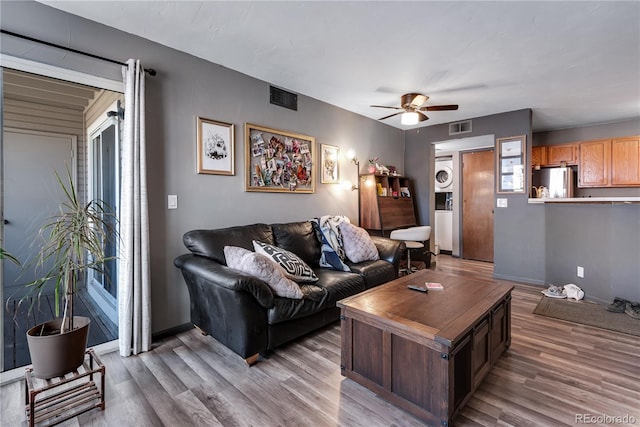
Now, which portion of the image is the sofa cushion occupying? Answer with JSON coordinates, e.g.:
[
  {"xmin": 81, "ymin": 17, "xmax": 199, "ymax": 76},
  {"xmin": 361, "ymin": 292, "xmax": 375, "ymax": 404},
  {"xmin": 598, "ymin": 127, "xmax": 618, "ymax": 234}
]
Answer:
[
  {"xmin": 253, "ymin": 240, "xmax": 318, "ymax": 283},
  {"xmin": 267, "ymin": 284, "xmax": 329, "ymax": 324},
  {"xmin": 224, "ymin": 246, "xmax": 303, "ymax": 299},
  {"xmin": 312, "ymin": 268, "xmax": 365, "ymax": 304},
  {"xmin": 271, "ymin": 221, "xmax": 321, "ymax": 267},
  {"xmin": 347, "ymin": 259, "xmax": 396, "ymax": 289},
  {"xmin": 339, "ymin": 222, "xmax": 380, "ymax": 263},
  {"xmin": 184, "ymin": 224, "xmax": 273, "ymax": 264}
]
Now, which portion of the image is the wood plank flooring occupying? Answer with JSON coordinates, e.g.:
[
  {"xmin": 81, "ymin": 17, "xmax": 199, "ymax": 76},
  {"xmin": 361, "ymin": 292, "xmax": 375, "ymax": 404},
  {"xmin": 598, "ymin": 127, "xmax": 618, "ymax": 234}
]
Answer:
[{"xmin": 2, "ymin": 255, "xmax": 639, "ymax": 426}]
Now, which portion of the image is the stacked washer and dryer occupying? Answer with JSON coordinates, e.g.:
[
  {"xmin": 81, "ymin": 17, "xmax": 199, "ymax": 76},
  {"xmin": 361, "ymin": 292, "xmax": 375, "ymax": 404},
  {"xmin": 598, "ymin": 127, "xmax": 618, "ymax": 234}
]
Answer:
[{"xmin": 434, "ymin": 159, "xmax": 454, "ymax": 254}]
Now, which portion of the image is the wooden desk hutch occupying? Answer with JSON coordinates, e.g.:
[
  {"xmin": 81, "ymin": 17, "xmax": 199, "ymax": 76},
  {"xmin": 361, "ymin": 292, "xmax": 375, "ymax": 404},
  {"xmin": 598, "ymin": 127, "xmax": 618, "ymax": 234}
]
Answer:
[{"xmin": 359, "ymin": 174, "xmax": 418, "ymax": 236}]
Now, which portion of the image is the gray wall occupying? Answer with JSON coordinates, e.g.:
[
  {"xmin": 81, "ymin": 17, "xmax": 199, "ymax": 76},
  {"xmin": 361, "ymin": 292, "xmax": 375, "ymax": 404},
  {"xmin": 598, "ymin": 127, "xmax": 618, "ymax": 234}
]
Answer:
[
  {"xmin": 533, "ymin": 119, "xmax": 640, "ymax": 302},
  {"xmin": 1, "ymin": 1, "xmax": 404, "ymax": 333},
  {"xmin": 546, "ymin": 204, "xmax": 640, "ymax": 304},
  {"xmin": 405, "ymin": 109, "xmax": 544, "ymax": 283},
  {"xmin": 407, "ymin": 111, "xmax": 640, "ymax": 301}
]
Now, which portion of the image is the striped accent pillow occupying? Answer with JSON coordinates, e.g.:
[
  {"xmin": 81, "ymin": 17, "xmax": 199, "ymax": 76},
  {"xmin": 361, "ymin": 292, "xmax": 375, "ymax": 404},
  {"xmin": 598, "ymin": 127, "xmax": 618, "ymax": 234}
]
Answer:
[{"xmin": 253, "ymin": 240, "xmax": 318, "ymax": 283}]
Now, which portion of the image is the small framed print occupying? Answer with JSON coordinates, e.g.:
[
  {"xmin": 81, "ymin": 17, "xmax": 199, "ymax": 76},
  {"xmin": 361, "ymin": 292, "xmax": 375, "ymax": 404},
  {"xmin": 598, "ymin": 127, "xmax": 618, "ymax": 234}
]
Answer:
[
  {"xmin": 197, "ymin": 117, "xmax": 234, "ymax": 175},
  {"xmin": 321, "ymin": 144, "xmax": 340, "ymax": 184}
]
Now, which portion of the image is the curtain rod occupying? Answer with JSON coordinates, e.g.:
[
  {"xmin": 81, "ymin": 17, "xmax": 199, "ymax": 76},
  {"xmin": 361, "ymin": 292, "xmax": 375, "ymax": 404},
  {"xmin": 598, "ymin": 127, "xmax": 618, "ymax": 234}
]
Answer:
[{"xmin": 1, "ymin": 29, "xmax": 157, "ymax": 76}]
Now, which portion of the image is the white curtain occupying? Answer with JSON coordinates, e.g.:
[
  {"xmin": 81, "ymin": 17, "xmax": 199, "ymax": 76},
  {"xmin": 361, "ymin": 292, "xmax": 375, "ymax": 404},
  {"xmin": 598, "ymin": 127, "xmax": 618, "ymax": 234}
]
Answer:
[{"xmin": 118, "ymin": 59, "xmax": 151, "ymax": 356}]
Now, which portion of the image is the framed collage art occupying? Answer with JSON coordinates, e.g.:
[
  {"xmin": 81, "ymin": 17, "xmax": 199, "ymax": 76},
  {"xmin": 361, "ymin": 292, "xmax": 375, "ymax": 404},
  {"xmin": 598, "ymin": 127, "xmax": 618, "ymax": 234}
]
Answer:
[{"xmin": 245, "ymin": 123, "xmax": 315, "ymax": 193}]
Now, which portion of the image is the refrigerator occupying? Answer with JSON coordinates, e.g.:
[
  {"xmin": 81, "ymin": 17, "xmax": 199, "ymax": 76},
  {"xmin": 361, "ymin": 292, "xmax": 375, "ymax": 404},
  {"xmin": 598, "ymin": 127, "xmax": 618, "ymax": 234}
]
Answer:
[{"xmin": 531, "ymin": 166, "xmax": 575, "ymax": 198}]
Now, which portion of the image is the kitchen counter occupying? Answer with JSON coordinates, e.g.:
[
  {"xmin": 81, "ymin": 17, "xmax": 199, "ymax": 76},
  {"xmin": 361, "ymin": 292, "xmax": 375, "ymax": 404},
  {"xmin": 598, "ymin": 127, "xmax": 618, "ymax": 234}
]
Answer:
[{"xmin": 528, "ymin": 197, "xmax": 640, "ymax": 204}]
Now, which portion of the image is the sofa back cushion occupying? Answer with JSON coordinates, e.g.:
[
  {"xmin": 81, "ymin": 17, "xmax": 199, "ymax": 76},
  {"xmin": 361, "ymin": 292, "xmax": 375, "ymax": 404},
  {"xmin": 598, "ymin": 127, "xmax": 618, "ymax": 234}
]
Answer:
[
  {"xmin": 183, "ymin": 223, "xmax": 273, "ymax": 264},
  {"xmin": 271, "ymin": 221, "xmax": 321, "ymax": 267}
]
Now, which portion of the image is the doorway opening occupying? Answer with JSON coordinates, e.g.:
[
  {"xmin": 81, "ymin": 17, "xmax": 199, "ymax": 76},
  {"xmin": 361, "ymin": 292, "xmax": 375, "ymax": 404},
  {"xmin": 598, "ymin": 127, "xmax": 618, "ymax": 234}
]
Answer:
[
  {"xmin": 2, "ymin": 67, "xmax": 122, "ymax": 371},
  {"xmin": 433, "ymin": 135, "xmax": 494, "ymax": 259}
]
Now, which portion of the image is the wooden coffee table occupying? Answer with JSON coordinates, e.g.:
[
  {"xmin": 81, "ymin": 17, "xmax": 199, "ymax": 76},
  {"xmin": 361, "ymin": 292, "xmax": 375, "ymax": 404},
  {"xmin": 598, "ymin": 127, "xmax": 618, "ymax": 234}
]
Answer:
[{"xmin": 337, "ymin": 270, "xmax": 514, "ymax": 426}]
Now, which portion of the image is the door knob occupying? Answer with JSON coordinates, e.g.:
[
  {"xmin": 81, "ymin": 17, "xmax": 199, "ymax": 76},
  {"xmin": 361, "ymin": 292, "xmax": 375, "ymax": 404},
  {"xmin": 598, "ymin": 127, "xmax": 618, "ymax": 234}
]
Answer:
[{"xmin": 3, "ymin": 219, "xmax": 8, "ymax": 225}]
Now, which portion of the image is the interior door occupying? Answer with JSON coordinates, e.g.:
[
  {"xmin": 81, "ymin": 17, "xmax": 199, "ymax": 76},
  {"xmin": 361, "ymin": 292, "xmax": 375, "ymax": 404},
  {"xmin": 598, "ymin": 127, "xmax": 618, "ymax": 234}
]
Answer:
[
  {"xmin": 461, "ymin": 149, "xmax": 494, "ymax": 262},
  {"xmin": 2, "ymin": 130, "xmax": 75, "ymax": 299}
]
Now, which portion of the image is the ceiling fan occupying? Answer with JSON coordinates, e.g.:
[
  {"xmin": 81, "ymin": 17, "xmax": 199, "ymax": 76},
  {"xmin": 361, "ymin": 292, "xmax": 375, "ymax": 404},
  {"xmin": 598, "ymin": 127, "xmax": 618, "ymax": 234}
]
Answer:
[{"xmin": 371, "ymin": 93, "xmax": 458, "ymax": 125}]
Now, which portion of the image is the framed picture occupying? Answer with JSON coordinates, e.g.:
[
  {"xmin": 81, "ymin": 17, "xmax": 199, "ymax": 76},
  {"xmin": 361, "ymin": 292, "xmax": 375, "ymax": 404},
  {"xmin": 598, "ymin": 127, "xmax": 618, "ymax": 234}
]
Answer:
[
  {"xmin": 496, "ymin": 135, "xmax": 526, "ymax": 193},
  {"xmin": 197, "ymin": 117, "xmax": 234, "ymax": 175},
  {"xmin": 245, "ymin": 123, "xmax": 315, "ymax": 193},
  {"xmin": 321, "ymin": 144, "xmax": 340, "ymax": 184}
]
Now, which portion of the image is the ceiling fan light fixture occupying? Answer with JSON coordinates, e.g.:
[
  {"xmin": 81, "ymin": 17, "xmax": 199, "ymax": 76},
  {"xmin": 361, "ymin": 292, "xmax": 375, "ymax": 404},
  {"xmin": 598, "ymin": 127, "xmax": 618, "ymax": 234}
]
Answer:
[{"xmin": 401, "ymin": 111, "xmax": 419, "ymax": 125}]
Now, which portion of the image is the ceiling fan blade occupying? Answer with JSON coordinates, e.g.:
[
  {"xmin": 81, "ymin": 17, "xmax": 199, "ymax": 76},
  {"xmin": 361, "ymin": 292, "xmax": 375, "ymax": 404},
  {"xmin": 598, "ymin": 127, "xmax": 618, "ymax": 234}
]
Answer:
[
  {"xmin": 425, "ymin": 104, "xmax": 459, "ymax": 111},
  {"xmin": 370, "ymin": 105, "xmax": 403, "ymax": 110},
  {"xmin": 417, "ymin": 111, "xmax": 429, "ymax": 122},
  {"xmin": 378, "ymin": 111, "xmax": 404, "ymax": 121}
]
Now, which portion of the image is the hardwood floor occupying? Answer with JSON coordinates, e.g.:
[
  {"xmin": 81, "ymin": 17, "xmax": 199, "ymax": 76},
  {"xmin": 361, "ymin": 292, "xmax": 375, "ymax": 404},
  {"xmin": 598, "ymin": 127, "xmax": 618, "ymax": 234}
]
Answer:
[{"xmin": 2, "ymin": 255, "xmax": 639, "ymax": 426}]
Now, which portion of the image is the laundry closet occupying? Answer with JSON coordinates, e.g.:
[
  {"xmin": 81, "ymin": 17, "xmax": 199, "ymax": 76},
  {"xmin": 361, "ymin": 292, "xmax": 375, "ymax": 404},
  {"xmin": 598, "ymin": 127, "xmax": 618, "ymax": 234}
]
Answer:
[{"xmin": 434, "ymin": 157, "xmax": 454, "ymax": 254}]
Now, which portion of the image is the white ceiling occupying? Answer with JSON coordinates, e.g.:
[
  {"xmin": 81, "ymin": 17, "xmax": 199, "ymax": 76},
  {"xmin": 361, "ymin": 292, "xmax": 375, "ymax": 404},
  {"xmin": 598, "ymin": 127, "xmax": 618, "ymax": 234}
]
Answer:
[{"xmin": 40, "ymin": 1, "xmax": 640, "ymax": 132}]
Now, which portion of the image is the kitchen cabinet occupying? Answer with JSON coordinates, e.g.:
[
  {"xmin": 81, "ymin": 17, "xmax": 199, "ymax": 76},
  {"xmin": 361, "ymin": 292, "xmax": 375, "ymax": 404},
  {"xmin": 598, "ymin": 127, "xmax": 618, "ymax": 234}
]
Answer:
[
  {"xmin": 579, "ymin": 139, "xmax": 610, "ymax": 187},
  {"xmin": 578, "ymin": 136, "xmax": 640, "ymax": 188},
  {"xmin": 546, "ymin": 143, "xmax": 578, "ymax": 166},
  {"xmin": 359, "ymin": 174, "xmax": 417, "ymax": 235},
  {"xmin": 611, "ymin": 136, "xmax": 640, "ymax": 186},
  {"xmin": 531, "ymin": 146, "xmax": 547, "ymax": 168}
]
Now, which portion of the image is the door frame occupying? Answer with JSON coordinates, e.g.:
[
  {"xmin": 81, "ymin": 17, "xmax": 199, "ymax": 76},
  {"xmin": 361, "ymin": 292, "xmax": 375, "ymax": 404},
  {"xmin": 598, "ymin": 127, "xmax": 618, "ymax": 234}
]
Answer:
[{"xmin": 85, "ymin": 108, "xmax": 121, "ymax": 325}]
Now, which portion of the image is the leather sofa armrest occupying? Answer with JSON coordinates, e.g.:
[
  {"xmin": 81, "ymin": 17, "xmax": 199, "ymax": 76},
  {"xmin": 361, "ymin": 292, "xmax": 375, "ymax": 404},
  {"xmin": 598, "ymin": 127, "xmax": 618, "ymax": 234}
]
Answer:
[
  {"xmin": 370, "ymin": 236, "xmax": 405, "ymax": 268},
  {"xmin": 174, "ymin": 254, "xmax": 275, "ymax": 309}
]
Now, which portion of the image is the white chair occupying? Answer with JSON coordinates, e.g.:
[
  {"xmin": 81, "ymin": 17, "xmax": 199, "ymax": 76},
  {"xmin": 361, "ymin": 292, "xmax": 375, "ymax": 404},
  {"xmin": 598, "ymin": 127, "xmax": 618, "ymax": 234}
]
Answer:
[{"xmin": 389, "ymin": 226, "xmax": 432, "ymax": 274}]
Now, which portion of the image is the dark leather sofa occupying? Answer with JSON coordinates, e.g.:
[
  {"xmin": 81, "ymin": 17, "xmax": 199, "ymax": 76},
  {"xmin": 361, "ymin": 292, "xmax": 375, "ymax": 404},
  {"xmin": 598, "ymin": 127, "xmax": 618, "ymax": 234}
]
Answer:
[{"xmin": 174, "ymin": 220, "xmax": 404, "ymax": 364}]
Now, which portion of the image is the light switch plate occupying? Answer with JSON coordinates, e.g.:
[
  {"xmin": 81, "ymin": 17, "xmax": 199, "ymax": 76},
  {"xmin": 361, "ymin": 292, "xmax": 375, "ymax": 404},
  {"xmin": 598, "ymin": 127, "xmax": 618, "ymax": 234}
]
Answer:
[
  {"xmin": 168, "ymin": 195, "xmax": 178, "ymax": 209},
  {"xmin": 496, "ymin": 198, "xmax": 508, "ymax": 208}
]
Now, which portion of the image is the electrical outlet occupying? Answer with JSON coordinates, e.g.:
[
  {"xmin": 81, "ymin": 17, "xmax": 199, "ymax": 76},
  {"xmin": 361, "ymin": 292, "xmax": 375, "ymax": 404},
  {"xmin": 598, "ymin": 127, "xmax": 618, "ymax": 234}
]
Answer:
[{"xmin": 577, "ymin": 266, "xmax": 584, "ymax": 278}]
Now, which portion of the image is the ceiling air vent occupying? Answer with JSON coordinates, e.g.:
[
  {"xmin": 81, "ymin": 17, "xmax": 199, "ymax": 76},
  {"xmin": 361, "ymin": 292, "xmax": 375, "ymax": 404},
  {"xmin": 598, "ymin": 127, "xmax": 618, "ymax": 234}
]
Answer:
[
  {"xmin": 449, "ymin": 120, "xmax": 472, "ymax": 135},
  {"xmin": 270, "ymin": 86, "xmax": 298, "ymax": 111}
]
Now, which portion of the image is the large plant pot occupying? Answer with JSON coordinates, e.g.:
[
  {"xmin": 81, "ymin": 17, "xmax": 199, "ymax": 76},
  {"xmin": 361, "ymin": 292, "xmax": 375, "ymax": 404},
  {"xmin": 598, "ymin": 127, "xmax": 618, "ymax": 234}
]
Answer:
[{"xmin": 26, "ymin": 316, "xmax": 90, "ymax": 379}]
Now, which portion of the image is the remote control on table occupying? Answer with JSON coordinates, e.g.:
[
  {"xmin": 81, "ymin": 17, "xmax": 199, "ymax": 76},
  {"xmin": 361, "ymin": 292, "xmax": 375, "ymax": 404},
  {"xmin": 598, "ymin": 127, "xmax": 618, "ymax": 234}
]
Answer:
[{"xmin": 407, "ymin": 285, "xmax": 428, "ymax": 293}]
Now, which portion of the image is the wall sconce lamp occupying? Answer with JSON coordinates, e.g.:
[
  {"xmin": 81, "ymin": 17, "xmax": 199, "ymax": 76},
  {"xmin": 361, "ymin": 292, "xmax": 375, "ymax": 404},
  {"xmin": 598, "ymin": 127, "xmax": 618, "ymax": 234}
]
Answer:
[
  {"xmin": 346, "ymin": 149, "xmax": 359, "ymax": 168},
  {"xmin": 342, "ymin": 149, "xmax": 360, "ymax": 191},
  {"xmin": 345, "ymin": 149, "xmax": 364, "ymax": 226}
]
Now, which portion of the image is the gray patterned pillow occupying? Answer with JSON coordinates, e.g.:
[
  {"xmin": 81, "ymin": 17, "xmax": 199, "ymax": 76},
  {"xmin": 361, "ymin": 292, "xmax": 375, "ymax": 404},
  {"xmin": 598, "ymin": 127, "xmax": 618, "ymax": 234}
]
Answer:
[
  {"xmin": 253, "ymin": 240, "xmax": 318, "ymax": 283},
  {"xmin": 339, "ymin": 222, "xmax": 380, "ymax": 263},
  {"xmin": 224, "ymin": 246, "xmax": 303, "ymax": 299}
]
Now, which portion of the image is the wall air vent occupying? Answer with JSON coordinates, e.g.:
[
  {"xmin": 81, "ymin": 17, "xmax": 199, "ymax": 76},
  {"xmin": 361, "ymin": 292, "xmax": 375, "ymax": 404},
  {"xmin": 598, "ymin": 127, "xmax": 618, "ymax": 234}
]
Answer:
[
  {"xmin": 449, "ymin": 120, "xmax": 472, "ymax": 135},
  {"xmin": 270, "ymin": 86, "xmax": 298, "ymax": 111}
]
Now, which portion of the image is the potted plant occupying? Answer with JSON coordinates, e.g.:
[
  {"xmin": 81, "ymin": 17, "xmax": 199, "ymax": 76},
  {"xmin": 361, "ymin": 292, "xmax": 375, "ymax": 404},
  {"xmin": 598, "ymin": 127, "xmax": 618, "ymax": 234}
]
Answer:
[
  {"xmin": 20, "ymin": 169, "xmax": 117, "ymax": 379},
  {"xmin": 0, "ymin": 248, "xmax": 20, "ymax": 265}
]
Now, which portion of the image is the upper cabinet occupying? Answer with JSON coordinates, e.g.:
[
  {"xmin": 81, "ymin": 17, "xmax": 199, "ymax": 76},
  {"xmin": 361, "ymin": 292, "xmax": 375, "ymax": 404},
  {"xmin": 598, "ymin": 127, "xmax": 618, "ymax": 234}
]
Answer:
[
  {"xmin": 578, "ymin": 136, "xmax": 640, "ymax": 188},
  {"xmin": 611, "ymin": 136, "xmax": 640, "ymax": 186},
  {"xmin": 546, "ymin": 143, "xmax": 578, "ymax": 166},
  {"xmin": 578, "ymin": 140, "xmax": 610, "ymax": 187},
  {"xmin": 530, "ymin": 143, "xmax": 577, "ymax": 168},
  {"xmin": 531, "ymin": 146, "xmax": 547, "ymax": 168}
]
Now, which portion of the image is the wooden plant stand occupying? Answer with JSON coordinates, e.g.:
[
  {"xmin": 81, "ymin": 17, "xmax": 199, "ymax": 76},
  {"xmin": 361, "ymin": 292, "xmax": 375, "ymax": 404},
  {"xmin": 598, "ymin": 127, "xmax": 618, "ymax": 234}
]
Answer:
[{"xmin": 24, "ymin": 349, "xmax": 105, "ymax": 426}]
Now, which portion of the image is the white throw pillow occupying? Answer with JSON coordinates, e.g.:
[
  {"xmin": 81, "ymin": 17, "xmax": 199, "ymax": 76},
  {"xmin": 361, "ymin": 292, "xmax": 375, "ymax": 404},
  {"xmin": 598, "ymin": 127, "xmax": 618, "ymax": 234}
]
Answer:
[
  {"xmin": 224, "ymin": 246, "xmax": 303, "ymax": 299},
  {"xmin": 339, "ymin": 223, "xmax": 380, "ymax": 263},
  {"xmin": 252, "ymin": 240, "xmax": 318, "ymax": 282}
]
